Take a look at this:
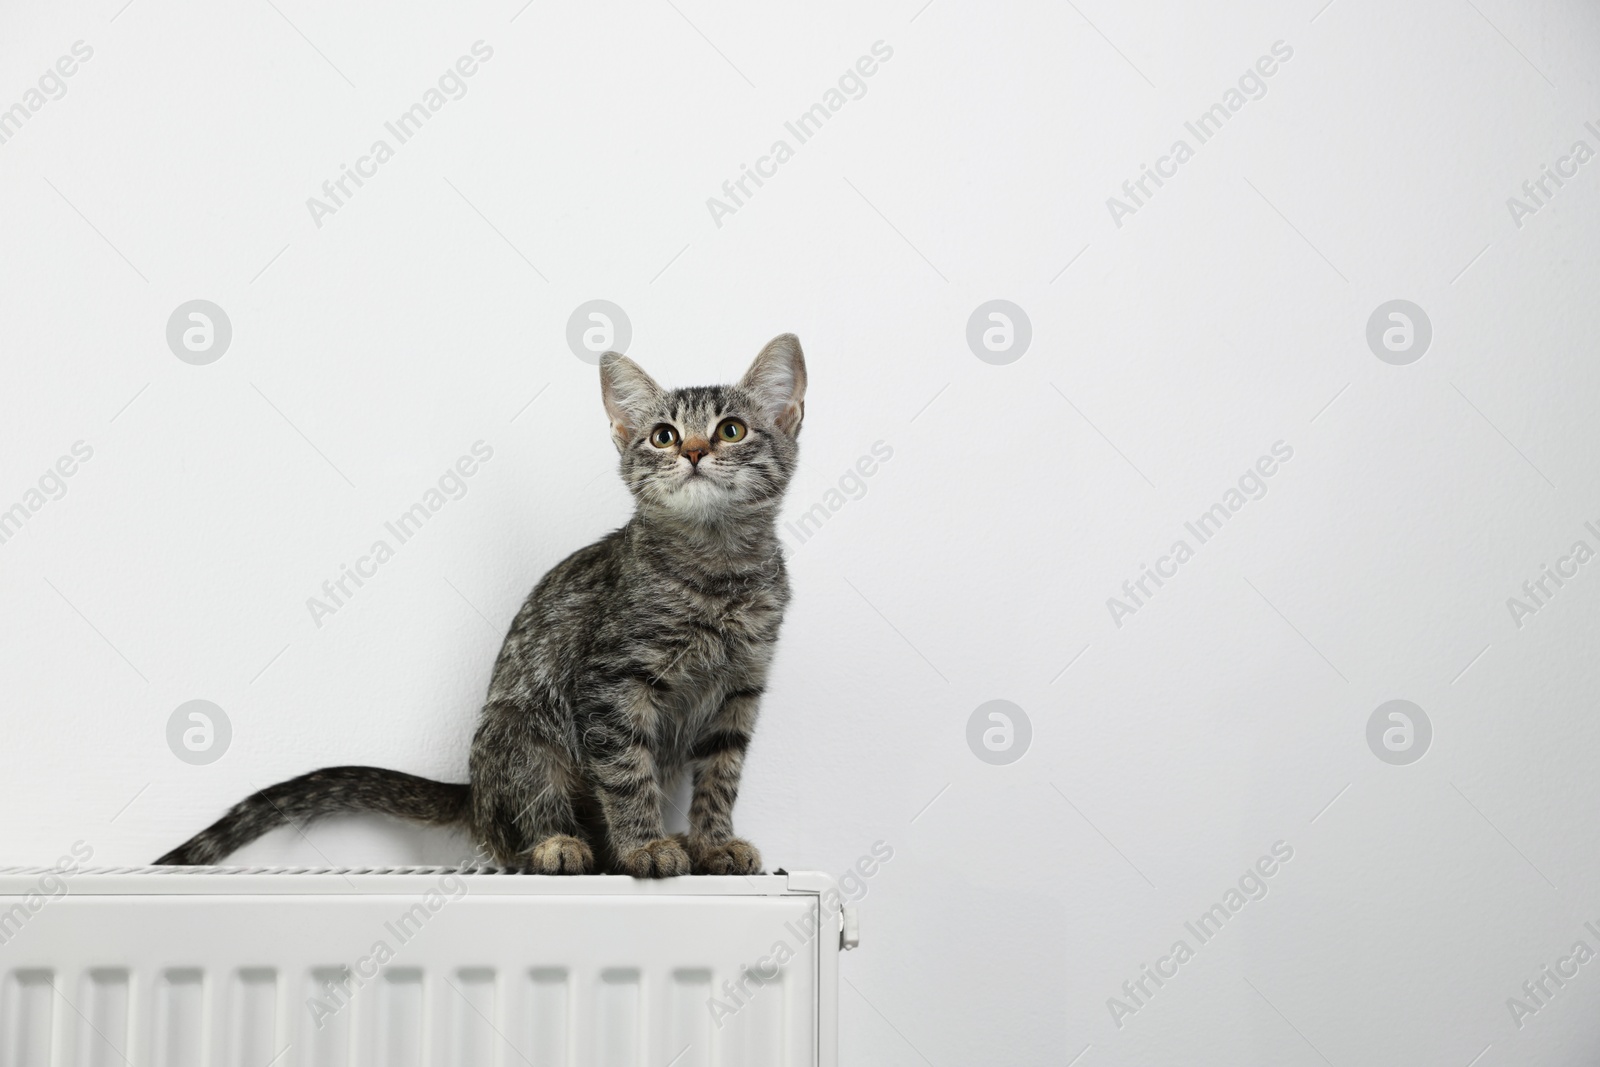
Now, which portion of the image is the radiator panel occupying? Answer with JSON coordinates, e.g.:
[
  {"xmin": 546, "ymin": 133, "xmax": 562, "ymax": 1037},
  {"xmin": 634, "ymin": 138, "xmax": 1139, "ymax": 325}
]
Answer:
[{"xmin": 0, "ymin": 870, "xmax": 840, "ymax": 1067}]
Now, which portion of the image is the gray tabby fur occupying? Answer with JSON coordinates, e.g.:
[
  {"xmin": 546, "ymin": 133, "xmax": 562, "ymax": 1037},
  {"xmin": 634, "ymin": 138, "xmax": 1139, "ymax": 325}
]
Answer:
[{"xmin": 157, "ymin": 335, "xmax": 806, "ymax": 877}]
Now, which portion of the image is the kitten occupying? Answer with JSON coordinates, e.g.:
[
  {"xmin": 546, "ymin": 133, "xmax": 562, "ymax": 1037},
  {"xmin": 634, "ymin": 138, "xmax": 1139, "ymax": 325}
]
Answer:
[{"xmin": 157, "ymin": 335, "xmax": 806, "ymax": 876}]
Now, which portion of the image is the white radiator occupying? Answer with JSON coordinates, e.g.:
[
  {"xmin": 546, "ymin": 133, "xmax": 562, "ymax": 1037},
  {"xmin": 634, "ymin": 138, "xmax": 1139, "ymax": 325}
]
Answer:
[{"xmin": 0, "ymin": 867, "xmax": 851, "ymax": 1067}]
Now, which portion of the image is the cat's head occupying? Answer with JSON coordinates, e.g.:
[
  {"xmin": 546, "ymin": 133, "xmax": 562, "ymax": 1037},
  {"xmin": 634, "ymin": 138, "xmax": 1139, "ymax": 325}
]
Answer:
[{"xmin": 599, "ymin": 334, "xmax": 806, "ymax": 522}]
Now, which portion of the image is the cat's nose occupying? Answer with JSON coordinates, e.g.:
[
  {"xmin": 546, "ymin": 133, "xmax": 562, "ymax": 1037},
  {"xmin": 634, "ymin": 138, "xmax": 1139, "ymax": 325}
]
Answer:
[{"xmin": 682, "ymin": 439, "xmax": 710, "ymax": 466}]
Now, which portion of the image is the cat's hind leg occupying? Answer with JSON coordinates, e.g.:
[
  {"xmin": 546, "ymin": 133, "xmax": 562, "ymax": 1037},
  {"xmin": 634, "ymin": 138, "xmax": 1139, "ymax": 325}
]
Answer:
[{"xmin": 470, "ymin": 701, "xmax": 594, "ymax": 873}]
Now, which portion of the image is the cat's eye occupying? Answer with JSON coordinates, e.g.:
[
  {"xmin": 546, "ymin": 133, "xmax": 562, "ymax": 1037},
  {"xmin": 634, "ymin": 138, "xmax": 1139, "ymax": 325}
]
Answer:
[
  {"xmin": 717, "ymin": 419, "xmax": 747, "ymax": 442},
  {"xmin": 649, "ymin": 425, "xmax": 679, "ymax": 449}
]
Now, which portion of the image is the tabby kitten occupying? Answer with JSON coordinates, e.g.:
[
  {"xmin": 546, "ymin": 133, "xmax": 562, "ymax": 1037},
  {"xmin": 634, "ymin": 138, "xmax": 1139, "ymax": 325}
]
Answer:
[{"xmin": 157, "ymin": 334, "xmax": 806, "ymax": 876}]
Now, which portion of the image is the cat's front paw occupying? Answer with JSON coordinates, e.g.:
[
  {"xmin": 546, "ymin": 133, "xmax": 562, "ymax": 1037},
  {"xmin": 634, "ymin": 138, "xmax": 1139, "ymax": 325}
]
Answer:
[
  {"xmin": 619, "ymin": 837, "xmax": 691, "ymax": 878},
  {"xmin": 528, "ymin": 834, "xmax": 594, "ymax": 874},
  {"xmin": 688, "ymin": 836, "xmax": 762, "ymax": 875}
]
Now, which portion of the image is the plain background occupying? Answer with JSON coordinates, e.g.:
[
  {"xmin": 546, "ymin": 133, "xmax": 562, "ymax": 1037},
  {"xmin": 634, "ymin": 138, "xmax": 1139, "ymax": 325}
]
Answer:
[{"xmin": 4, "ymin": 0, "xmax": 1600, "ymax": 1062}]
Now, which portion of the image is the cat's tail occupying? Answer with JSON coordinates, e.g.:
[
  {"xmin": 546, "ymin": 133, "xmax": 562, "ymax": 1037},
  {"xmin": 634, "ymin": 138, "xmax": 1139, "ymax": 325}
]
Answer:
[{"xmin": 155, "ymin": 766, "xmax": 472, "ymax": 866}]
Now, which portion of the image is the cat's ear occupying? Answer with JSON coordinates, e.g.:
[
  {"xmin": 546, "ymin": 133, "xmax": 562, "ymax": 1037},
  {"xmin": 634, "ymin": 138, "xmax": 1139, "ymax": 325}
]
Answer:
[
  {"xmin": 600, "ymin": 352, "xmax": 664, "ymax": 447},
  {"xmin": 739, "ymin": 333, "xmax": 807, "ymax": 436}
]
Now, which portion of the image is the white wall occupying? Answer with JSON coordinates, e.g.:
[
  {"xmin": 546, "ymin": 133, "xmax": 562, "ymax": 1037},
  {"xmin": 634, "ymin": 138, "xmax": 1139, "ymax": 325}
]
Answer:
[{"xmin": 4, "ymin": 0, "xmax": 1600, "ymax": 1062}]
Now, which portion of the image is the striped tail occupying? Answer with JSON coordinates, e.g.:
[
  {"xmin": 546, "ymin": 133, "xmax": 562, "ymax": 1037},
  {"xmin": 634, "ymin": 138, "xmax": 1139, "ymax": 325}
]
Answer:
[{"xmin": 156, "ymin": 766, "xmax": 471, "ymax": 865}]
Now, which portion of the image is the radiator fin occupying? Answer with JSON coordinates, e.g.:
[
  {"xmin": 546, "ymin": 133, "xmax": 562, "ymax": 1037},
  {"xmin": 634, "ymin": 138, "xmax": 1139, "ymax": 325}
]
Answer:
[
  {"xmin": 154, "ymin": 968, "xmax": 205, "ymax": 1067},
  {"xmin": 451, "ymin": 967, "xmax": 496, "ymax": 1066},
  {"xmin": 3, "ymin": 969, "xmax": 53, "ymax": 1067},
  {"xmin": 720, "ymin": 965, "xmax": 785, "ymax": 1066},
  {"xmin": 669, "ymin": 968, "xmax": 711, "ymax": 1067},
  {"xmin": 78, "ymin": 969, "xmax": 130, "ymax": 1067},
  {"xmin": 596, "ymin": 968, "xmax": 640, "ymax": 1067},
  {"xmin": 231, "ymin": 968, "xmax": 277, "ymax": 1067},
  {"xmin": 304, "ymin": 967, "xmax": 353, "ymax": 1067},
  {"xmin": 525, "ymin": 968, "xmax": 569, "ymax": 1066},
  {"xmin": 372, "ymin": 968, "xmax": 423, "ymax": 1067}
]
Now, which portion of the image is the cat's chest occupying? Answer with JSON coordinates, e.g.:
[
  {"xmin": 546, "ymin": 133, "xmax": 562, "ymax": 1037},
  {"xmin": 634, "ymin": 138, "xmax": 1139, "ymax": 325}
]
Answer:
[
  {"xmin": 649, "ymin": 578, "xmax": 785, "ymax": 680},
  {"xmin": 679, "ymin": 585, "xmax": 781, "ymax": 655}
]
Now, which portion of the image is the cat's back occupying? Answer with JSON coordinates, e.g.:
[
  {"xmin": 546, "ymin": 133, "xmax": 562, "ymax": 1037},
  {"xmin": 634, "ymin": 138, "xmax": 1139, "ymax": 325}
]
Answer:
[{"xmin": 486, "ymin": 528, "xmax": 628, "ymax": 692}]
